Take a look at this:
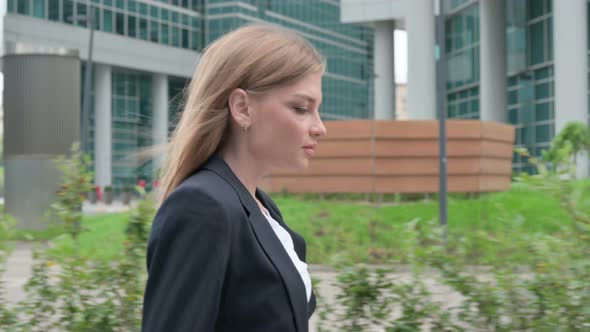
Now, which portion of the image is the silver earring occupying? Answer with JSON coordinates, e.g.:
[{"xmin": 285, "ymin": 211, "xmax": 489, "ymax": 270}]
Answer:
[{"xmin": 243, "ymin": 126, "xmax": 249, "ymax": 132}]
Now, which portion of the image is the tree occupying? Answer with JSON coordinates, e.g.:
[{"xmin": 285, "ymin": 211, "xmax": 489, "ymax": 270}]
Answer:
[{"xmin": 542, "ymin": 122, "xmax": 590, "ymax": 177}]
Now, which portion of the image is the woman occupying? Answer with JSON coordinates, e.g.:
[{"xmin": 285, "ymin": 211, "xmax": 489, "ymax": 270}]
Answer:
[{"xmin": 141, "ymin": 24, "xmax": 327, "ymax": 332}]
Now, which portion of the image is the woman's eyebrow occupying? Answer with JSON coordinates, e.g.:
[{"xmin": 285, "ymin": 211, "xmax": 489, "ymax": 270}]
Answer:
[{"xmin": 292, "ymin": 93, "xmax": 319, "ymax": 104}]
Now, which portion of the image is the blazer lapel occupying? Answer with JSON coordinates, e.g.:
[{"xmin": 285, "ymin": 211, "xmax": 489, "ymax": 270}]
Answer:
[
  {"xmin": 202, "ymin": 155, "xmax": 308, "ymax": 332},
  {"xmin": 258, "ymin": 191, "xmax": 317, "ymax": 320}
]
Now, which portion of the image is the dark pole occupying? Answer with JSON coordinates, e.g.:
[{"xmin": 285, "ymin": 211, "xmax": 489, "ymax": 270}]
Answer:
[
  {"xmin": 81, "ymin": 6, "xmax": 95, "ymax": 156},
  {"xmin": 435, "ymin": 0, "xmax": 448, "ymax": 240}
]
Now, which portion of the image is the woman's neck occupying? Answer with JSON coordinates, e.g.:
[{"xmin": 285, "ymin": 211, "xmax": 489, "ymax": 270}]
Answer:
[{"xmin": 219, "ymin": 146, "xmax": 268, "ymax": 199}]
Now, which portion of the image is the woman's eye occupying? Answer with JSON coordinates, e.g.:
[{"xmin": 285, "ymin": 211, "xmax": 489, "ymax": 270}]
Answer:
[{"xmin": 294, "ymin": 107, "xmax": 309, "ymax": 114}]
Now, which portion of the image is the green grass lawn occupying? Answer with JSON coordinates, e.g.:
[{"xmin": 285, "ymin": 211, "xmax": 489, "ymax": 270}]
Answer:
[
  {"xmin": 10, "ymin": 180, "xmax": 590, "ymax": 265},
  {"xmin": 47, "ymin": 213, "xmax": 129, "ymax": 261}
]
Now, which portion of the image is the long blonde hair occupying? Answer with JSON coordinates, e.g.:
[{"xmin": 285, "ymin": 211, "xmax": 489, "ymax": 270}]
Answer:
[{"xmin": 159, "ymin": 24, "xmax": 326, "ymax": 203}]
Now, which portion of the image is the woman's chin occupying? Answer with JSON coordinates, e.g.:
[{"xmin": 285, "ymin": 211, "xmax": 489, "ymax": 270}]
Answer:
[{"xmin": 274, "ymin": 159, "xmax": 309, "ymax": 173}]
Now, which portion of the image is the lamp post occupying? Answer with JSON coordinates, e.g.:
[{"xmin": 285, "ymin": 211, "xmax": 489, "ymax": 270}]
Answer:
[
  {"xmin": 435, "ymin": 0, "xmax": 448, "ymax": 239},
  {"xmin": 68, "ymin": 6, "xmax": 96, "ymax": 156}
]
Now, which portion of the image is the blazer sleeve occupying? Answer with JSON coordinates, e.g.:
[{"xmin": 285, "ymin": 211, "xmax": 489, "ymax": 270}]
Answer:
[{"xmin": 142, "ymin": 186, "xmax": 232, "ymax": 332}]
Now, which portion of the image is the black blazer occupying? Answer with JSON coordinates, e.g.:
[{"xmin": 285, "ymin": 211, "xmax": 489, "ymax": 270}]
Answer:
[{"xmin": 142, "ymin": 155, "xmax": 315, "ymax": 332}]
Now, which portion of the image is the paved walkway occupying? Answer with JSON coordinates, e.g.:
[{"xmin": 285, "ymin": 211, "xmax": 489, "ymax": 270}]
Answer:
[{"xmin": 82, "ymin": 200, "xmax": 134, "ymax": 214}]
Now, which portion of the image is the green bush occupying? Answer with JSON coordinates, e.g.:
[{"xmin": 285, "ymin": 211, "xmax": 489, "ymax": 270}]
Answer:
[
  {"xmin": 316, "ymin": 142, "xmax": 590, "ymax": 331},
  {"xmin": 0, "ymin": 144, "xmax": 154, "ymax": 331}
]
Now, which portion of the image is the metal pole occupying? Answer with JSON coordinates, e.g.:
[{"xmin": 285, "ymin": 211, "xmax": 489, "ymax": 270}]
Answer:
[
  {"xmin": 435, "ymin": 0, "xmax": 448, "ymax": 239},
  {"xmin": 81, "ymin": 6, "xmax": 95, "ymax": 155}
]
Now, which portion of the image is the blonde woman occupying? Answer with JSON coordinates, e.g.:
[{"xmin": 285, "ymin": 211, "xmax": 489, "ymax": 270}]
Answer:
[{"xmin": 141, "ymin": 24, "xmax": 327, "ymax": 332}]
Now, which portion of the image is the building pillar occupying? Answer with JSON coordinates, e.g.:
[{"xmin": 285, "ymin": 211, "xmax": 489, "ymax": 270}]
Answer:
[
  {"xmin": 406, "ymin": 0, "xmax": 436, "ymax": 119},
  {"xmin": 94, "ymin": 63, "xmax": 112, "ymax": 187},
  {"xmin": 554, "ymin": 0, "xmax": 589, "ymax": 177},
  {"xmin": 373, "ymin": 20, "xmax": 395, "ymax": 120},
  {"xmin": 152, "ymin": 73, "xmax": 169, "ymax": 178},
  {"xmin": 480, "ymin": 0, "xmax": 506, "ymax": 123}
]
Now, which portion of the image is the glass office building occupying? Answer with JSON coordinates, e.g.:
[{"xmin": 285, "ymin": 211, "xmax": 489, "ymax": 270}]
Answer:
[
  {"xmin": 3, "ymin": 0, "xmax": 374, "ymax": 189},
  {"xmin": 341, "ymin": 0, "xmax": 589, "ymax": 177},
  {"xmin": 445, "ymin": 0, "xmax": 556, "ymax": 174}
]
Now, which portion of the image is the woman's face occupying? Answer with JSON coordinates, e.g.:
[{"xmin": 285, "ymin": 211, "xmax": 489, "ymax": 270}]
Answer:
[{"xmin": 247, "ymin": 71, "xmax": 327, "ymax": 172}]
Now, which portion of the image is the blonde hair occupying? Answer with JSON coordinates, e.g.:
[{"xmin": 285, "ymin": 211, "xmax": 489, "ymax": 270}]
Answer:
[{"xmin": 159, "ymin": 24, "xmax": 326, "ymax": 203}]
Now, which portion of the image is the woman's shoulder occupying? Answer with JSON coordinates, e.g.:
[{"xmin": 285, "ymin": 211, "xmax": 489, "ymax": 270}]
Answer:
[
  {"xmin": 167, "ymin": 168, "xmax": 239, "ymax": 208},
  {"xmin": 151, "ymin": 170, "xmax": 241, "ymax": 237}
]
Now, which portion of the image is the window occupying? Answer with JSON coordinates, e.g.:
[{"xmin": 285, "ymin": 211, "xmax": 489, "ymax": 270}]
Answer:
[
  {"xmin": 76, "ymin": 1, "xmax": 87, "ymax": 27},
  {"xmin": 116, "ymin": 12, "xmax": 125, "ymax": 35},
  {"xmin": 139, "ymin": 18, "xmax": 148, "ymax": 40},
  {"xmin": 33, "ymin": 0, "xmax": 45, "ymax": 18},
  {"xmin": 161, "ymin": 23, "xmax": 169, "ymax": 45},
  {"xmin": 128, "ymin": 15, "xmax": 137, "ymax": 37},
  {"xmin": 17, "ymin": 0, "xmax": 31, "ymax": 15},
  {"xmin": 63, "ymin": 0, "xmax": 74, "ymax": 24},
  {"xmin": 48, "ymin": 0, "xmax": 59, "ymax": 21},
  {"xmin": 150, "ymin": 20, "xmax": 159, "ymax": 42},
  {"xmin": 103, "ymin": 9, "xmax": 113, "ymax": 32}
]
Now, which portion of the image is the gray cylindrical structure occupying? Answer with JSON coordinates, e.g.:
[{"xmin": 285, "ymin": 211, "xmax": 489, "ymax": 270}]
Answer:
[{"xmin": 3, "ymin": 50, "xmax": 81, "ymax": 229}]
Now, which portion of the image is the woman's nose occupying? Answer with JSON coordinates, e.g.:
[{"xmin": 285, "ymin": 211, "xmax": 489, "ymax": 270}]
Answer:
[{"xmin": 311, "ymin": 117, "xmax": 327, "ymax": 138}]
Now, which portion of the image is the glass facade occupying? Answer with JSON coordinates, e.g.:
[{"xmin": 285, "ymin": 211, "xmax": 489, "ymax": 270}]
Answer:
[
  {"xmin": 7, "ymin": 0, "xmax": 374, "ymax": 186},
  {"xmin": 205, "ymin": 0, "xmax": 374, "ymax": 119},
  {"xmin": 8, "ymin": 0, "xmax": 373, "ymax": 120},
  {"xmin": 111, "ymin": 69, "xmax": 153, "ymax": 189},
  {"xmin": 444, "ymin": 0, "xmax": 554, "ymax": 174},
  {"xmin": 445, "ymin": 2, "xmax": 480, "ymax": 120},
  {"xmin": 168, "ymin": 76, "xmax": 189, "ymax": 133},
  {"xmin": 506, "ymin": 0, "xmax": 554, "ymax": 173},
  {"xmin": 8, "ymin": 0, "xmax": 203, "ymax": 50}
]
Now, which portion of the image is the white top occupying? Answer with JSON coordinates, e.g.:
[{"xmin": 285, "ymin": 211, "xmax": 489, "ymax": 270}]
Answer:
[{"xmin": 260, "ymin": 207, "xmax": 312, "ymax": 302}]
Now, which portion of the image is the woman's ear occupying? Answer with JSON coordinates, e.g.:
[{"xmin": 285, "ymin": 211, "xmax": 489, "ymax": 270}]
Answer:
[{"xmin": 228, "ymin": 88, "xmax": 251, "ymax": 130}]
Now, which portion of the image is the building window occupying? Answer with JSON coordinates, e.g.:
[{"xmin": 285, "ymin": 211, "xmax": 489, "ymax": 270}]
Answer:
[
  {"xmin": 48, "ymin": 0, "xmax": 60, "ymax": 21},
  {"xmin": 115, "ymin": 12, "xmax": 125, "ymax": 35},
  {"xmin": 508, "ymin": 66, "xmax": 555, "ymax": 174},
  {"xmin": 33, "ymin": 0, "xmax": 45, "ymax": 18},
  {"xmin": 18, "ymin": 0, "xmax": 31, "ymax": 15},
  {"xmin": 111, "ymin": 70, "xmax": 153, "ymax": 189},
  {"xmin": 103, "ymin": 9, "xmax": 113, "ymax": 32}
]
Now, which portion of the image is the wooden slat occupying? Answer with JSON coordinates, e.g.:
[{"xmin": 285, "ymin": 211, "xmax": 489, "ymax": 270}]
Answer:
[
  {"xmin": 271, "ymin": 176, "xmax": 373, "ymax": 193},
  {"xmin": 373, "ymin": 175, "xmax": 481, "ymax": 193},
  {"xmin": 479, "ymin": 158, "xmax": 513, "ymax": 175},
  {"xmin": 264, "ymin": 120, "xmax": 515, "ymax": 194},
  {"xmin": 375, "ymin": 120, "xmax": 439, "ymax": 139},
  {"xmin": 324, "ymin": 120, "xmax": 374, "ymax": 139},
  {"xmin": 446, "ymin": 140, "xmax": 484, "ymax": 156},
  {"xmin": 479, "ymin": 176, "xmax": 511, "ymax": 191},
  {"xmin": 316, "ymin": 140, "xmax": 373, "ymax": 157},
  {"xmin": 447, "ymin": 120, "xmax": 483, "ymax": 139},
  {"xmin": 374, "ymin": 140, "xmax": 439, "ymax": 157},
  {"xmin": 480, "ymin": 141, "xmax": 514, "ymax": 158},
  {"xmin": 374, "ymin": 157, "xmax": 439, "ymax": 175},
  {"xmin": 481, "ymin": 121, "xmax": 516, "ymax": 143},
  {"xmin": 374, "ymin": 139, "xmax": 490, "ymax": 157},
  {"xmin": 272, "ymin": 158, "xmax": 372, "ymax": 176}
]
